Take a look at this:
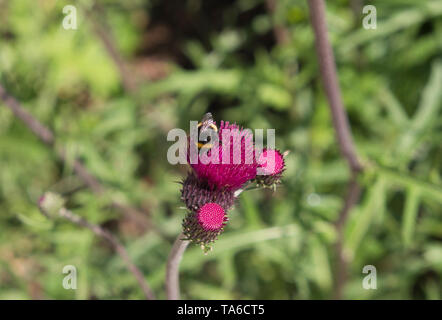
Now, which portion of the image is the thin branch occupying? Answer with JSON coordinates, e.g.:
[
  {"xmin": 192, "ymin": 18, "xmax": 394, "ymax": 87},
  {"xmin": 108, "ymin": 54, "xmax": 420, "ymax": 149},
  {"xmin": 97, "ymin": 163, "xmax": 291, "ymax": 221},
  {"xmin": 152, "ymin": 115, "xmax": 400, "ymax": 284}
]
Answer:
[
  {"xmin": 0, "ymin": 84, "xmax": 151, "ymax": 229},
  {"xmin": 0, "ymin": 85, "xmax": 54, "ymax": 145},
  {"xmin": 307, "ymin": 0, "xmax": 364, "ymax": 299},
  {"xmin": 165, "ymin": 233, "xmax": 190, "ymax": 300},
  {"xmin": 307, "ymin": 0, "xmax": 362, "ymax": 173},
  {"xmin": 0, "ymin": 84, "xmax": 103, "ymax": 190},
  {"xmin": 49, "ymin": 206, "xmax": 155, "ymax": 300},
  {"xmin": 85, "ymin": 3, "xmax": 136, "ymax": 93},
  {"xmin": 333, "ymin": 176, "xmax": 361, "ymax": 299},
  {"xmin": 265, "ymin": 0, "xmax": 290, "ymax": 45}
]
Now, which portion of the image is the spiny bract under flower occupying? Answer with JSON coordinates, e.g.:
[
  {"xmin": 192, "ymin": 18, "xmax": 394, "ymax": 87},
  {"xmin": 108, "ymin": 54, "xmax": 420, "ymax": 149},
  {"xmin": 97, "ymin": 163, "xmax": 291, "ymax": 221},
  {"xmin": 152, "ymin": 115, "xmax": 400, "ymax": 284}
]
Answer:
[{"xmin": 180, "ymin": 172, "xmax": 235, "ymax": 212}]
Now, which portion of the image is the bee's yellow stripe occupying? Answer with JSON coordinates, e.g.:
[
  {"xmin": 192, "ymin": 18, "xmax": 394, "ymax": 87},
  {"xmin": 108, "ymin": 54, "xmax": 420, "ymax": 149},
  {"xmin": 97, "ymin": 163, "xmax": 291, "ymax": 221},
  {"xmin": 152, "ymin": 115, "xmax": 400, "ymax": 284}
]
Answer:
[
  {"xmin": 197, "ymin": 142, "xmax": 213, "ymax": 149},
  {"xmin": 197, "ymin": 122, "xmax": 218, "ymax": 132}
]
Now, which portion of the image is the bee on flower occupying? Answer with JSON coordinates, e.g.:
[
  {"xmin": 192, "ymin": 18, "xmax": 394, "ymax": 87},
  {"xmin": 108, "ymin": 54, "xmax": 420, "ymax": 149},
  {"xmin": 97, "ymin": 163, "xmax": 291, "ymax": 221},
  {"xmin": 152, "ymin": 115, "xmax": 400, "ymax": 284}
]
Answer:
[{"xmin": 179, "ymin": 113, "xmax": 287, "ymax": 252}]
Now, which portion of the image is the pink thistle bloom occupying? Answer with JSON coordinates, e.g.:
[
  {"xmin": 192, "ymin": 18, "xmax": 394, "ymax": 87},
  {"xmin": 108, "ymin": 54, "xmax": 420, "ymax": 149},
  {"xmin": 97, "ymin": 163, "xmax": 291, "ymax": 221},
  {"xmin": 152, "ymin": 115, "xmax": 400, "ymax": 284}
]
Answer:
[
  {"xmin": 255, "ymin": 148, "xmax": 286, "ymax": 187},
  {"xmin": 182, "ymin": 202, "xmax": 229, "ymax": 248},
  {"xmin": 197, "ymin": 203, "xmax": 227, "ymax": 231},
  {"xmin": 190, "ymin": 121, "xmax": 258, "ymax": 191},
  {"xmin": 179, "ymin": 114, "xmax": 286, "ymax": 252},
  {"xmin": 258, "ymin": 148, "xmax": 285, "ymax": 176}
]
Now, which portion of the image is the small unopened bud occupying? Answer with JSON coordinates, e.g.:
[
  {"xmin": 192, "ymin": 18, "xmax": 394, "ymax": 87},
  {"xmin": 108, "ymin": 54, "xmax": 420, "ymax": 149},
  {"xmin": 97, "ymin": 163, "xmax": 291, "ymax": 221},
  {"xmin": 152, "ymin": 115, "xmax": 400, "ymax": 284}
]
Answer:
[
  {"xmin": 38, "ymin": 192, "xmax": 66, "ymax": 218},
  {"xmin": 182, "ymin": 202, "xmax": 228, "ymax": 252},
  {"xmin": 255, "ymin": 149, "xmax": 286, "ymax": 188}
]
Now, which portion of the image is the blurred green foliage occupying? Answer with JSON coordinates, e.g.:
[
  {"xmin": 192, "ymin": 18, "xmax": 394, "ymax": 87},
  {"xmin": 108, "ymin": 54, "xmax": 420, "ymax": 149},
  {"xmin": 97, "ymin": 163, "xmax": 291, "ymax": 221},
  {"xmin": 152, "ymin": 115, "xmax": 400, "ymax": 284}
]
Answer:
[{"xmin": 0, "ymin": 0, "xmax": 441, "ymax": 299}]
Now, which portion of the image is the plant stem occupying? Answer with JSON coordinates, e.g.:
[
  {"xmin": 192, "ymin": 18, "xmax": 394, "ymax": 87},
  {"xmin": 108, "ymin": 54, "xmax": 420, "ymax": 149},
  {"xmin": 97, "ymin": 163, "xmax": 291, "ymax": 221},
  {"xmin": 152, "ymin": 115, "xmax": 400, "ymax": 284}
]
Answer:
[
  {"xmin": 0, "ymin": 83, "xmax": 159, "ymax": 298},
  {"xmin": 0, "ymin": 85, "xmax": 54, "ymax": 145},
  {"xmin": 307, "ymin": 0, "xmax": 362, "ymax": 173},
  {"xmin": 44, "ymin": 206, "xmax": 155, "ymax": 300},
  {"xmin": 0, "ymin": 84, "xmax": 151, "ymax": 229},
  {"xmin": 333, "ymin": 175, "xmax": 361, "ymax": 299},
  {"xmin": 165, "ymin": 232, "xmax": 190, "ymax": 300},
  {"xmin": 85, "ymin": 2, "xmax": 136, "ymax": 93},
  {"xmin": 307, "ymin": 0, "xmax": 363, "ymax": 299}
]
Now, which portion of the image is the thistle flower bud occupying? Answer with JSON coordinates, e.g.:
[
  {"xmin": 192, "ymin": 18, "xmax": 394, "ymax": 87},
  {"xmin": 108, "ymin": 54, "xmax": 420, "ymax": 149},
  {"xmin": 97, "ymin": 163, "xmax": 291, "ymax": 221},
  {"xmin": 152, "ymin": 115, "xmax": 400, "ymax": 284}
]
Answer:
[
  {"xmin": 38, "ymin": 192, "xmax": 66, "ymax": 218},
  {"xmin": 182, "ymin": 203, "xmax": 228, "ymax": 252},
  {"xmin": 255, "ymin": 149, "xmax": 286, "ymax": 188}
]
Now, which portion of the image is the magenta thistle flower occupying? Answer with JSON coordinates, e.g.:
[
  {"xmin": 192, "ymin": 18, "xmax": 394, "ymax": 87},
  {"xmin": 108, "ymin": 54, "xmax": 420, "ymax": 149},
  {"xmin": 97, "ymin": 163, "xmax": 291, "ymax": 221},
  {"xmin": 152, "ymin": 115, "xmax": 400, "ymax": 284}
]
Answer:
[
  {"xmin": 182, "ymin": 202, "xmax": 229, "ymax": 250},
  {"xmin": 197, "ymin": 203, "xmax": 226, "ymax": 231},
  {"xmin": 178, "ymin": 113, "xmax": 287, "ymax": 252},
  {"xmin": 190, "ymin": 121, "xmax": 258, "ymax": 191},
  {"xmin": 255, "ymin": 149, "xmax": 286, "ymax": 187}
]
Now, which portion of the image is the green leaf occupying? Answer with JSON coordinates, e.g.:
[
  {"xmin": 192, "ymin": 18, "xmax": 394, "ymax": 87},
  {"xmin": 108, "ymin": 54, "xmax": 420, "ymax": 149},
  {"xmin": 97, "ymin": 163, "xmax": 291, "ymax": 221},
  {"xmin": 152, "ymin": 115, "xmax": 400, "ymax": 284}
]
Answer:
[
  {"xmin": 239, "ymin": 192, "xmax": 264, "ymax": 229},
  {"xmin": 395, "ymin": 60, "xmax": 442, "ymax": 161},
  {"xmin": 377, "ymin": 166, "xmax": 442, "ymax": 203},
  {"xmin": 377, "ymin": 87, "xmax": 409, "ymax": 128},
  {"xmin": 257, "ymin": 83, "xmax": 292, "ymax": 110},
  {"xmin": 345, "ymin": 177, "xmax": 388, "ymax": 256},
  {"xmin": 402, "ymin": 187, "xmax": 421, "ymax": 249},
  {"xmin": 340, "ymin": 2, "xmax": 442, "ymax": 54}
]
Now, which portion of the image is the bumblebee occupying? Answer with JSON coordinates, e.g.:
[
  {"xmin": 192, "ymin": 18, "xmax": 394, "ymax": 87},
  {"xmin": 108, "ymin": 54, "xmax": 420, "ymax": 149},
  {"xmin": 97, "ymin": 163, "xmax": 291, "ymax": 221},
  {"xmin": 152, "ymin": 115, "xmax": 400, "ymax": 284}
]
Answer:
[{"xmin": 197, "ymin": 112, "xmax": 218, "ymax": 149}]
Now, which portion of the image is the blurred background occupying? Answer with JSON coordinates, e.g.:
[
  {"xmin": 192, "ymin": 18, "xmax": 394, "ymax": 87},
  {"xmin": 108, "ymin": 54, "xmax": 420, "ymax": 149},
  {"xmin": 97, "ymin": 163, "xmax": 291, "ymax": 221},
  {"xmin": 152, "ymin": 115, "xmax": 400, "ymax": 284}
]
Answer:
[{"xmin": 0, "ymin": 0, "xmax": 441, "ymax": 299}]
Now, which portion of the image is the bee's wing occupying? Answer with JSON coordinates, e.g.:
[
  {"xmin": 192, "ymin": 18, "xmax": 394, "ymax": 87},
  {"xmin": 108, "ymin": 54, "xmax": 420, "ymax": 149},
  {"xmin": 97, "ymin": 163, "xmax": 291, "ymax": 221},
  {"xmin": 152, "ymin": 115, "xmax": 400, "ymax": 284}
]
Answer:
[{"xmin": 201, "ymin": 112, "xmax": 213, "ymax": 123}]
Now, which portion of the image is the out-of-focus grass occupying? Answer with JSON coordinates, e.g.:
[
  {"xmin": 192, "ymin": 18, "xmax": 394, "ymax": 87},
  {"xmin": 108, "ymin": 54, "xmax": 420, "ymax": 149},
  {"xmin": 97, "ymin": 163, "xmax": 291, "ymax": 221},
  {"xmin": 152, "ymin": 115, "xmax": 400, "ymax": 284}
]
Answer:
[{"xmin": 0, "ymin": 0, "xmax": 441, "ymax": 299}]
